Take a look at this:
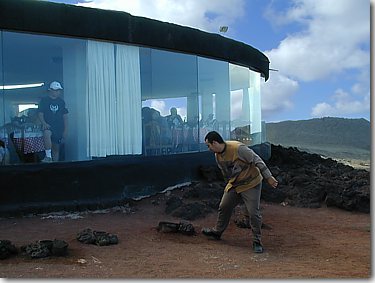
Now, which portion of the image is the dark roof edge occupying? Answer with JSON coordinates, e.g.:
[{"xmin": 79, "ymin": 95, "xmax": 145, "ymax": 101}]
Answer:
[{"xmin": 0, "ymin": 0, "xmax": 269, "ymax": 81}]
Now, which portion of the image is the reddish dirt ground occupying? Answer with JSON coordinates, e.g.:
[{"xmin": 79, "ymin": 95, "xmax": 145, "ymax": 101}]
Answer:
[{"xmin": 0, "ymin": 192, "xmax": 371, "ymax": 279}]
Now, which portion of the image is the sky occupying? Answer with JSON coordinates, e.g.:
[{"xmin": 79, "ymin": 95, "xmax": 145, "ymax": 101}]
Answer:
[{"xmin": 43, "ymin": 0, "xmax": 371, "ymax": 123}]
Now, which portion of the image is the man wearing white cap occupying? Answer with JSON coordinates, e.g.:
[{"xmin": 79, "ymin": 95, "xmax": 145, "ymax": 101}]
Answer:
[{"xmin": 38, "ymin": 81, "xmax": 69, "ymax": 162}]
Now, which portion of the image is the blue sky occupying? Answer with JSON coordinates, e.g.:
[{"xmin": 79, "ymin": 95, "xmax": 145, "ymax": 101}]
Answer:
[{"xmin": 44, "ymin": 0, "xmax": 371, "ymax": 122}]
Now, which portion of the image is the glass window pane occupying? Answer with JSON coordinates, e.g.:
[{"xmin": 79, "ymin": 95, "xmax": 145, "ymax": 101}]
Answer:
[
  {"xmin": 140, "ymin": 48, "xmax": 198, "ymax": 155},
  {"xmin": 198, "ymin": 57, "xmax": 230, "ymax": 146},
  {"xmin": 229, "ymin": 64, "xmax": 263, "ymax": 145},
  {"xmin": 249, "ymin": 71, "xmax": 262, "ymax": 144},
  {"xmin": 2, "ymin": 31, "xmax": 86, "ymax": 164}
]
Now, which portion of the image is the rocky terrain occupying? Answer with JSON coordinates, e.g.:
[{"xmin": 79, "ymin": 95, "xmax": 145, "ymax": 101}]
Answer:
[
  {"xmin": 264, "ymin": 145, "xmax": 370, "ymax": 212},
  {"xmin": 0, "ymin": 144, "xmax": 370, "ymax": 278},
  {"xmin": 176, "ymin": 144, "xmax": 370, "ymax": 222}
]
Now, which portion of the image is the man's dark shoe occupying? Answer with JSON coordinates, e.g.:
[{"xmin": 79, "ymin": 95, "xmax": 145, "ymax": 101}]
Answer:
[
  {"xmin": 253, "ymin": 242, "xmax": 263, "ymax": 253},
  {"xmin": 201, "ymin": 228, "xmax": 221, "ymax": 240}
]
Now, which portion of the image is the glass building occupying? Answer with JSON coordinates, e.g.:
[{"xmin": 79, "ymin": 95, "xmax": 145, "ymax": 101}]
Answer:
[
  {"xmin": 0, "ymin": 0, "xmax": 269, "ymax": 165},
  {"xmin": 0, "ymin": 0, "xmax": 270, "ymax": 214}
]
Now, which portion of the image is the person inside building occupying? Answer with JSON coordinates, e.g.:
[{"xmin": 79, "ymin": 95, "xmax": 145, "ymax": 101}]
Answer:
[
  {"xmin": 203, "ymin": 113, "xmax": 218, "ymax": 130},
  {"xmin": 166, "ymin": 107, "xmax": 183, "ymax": 129},
  {"xmin": 166, "ymin": 107, "xmax": 184, "ymax": 151},
  {"xmin": 38, "ymin": 81, "xmax": 69, "ymax": 162}
]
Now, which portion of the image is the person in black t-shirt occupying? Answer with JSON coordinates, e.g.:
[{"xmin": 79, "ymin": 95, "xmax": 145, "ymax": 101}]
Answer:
[{"xmin": 38, "ymin": 81, "xmax": 69, "ymax": 162}]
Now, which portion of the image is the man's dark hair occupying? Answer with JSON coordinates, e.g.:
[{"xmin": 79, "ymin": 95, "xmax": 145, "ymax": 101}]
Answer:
[{"xmin": 205, "ymin": 131, "xmax": 224, "ymax": 144}]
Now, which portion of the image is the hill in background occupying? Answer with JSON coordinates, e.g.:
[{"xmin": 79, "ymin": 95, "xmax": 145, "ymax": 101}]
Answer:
[{"xmin": 265, "ymin": 117, "xmax": 370, "ymax": 163}]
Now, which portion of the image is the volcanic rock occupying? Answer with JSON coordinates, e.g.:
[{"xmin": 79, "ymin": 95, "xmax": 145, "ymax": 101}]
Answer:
[
  {"xmin": 76, "ymin": 228, "xmax": 118, "ymax": 246},
  {"xmin": 0, "ymin": 240, "xmax": 18, "ymax": 260}
]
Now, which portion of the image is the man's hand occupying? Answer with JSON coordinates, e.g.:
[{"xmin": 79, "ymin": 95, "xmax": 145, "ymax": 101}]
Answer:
[{"xmin": 267, "ymin": 176, "xmax": 278, "ymax": 188}]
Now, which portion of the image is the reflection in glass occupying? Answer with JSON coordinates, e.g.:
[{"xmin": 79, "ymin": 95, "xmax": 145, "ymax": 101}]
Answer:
[
  {"xmin": 229, "ymin": 64, "xmax": 263, "ymax": 146},
  {"xmin": 140, "ymin": 48, "xmax": 198, "ymax": 155},
  {"xmin": 198, "ymin": 57, "xmax": 230, "ymax": 145}
]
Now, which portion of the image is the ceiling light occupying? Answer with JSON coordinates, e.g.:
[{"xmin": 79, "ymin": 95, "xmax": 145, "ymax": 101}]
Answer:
[{"xmin": 0, "ymin": 82, "xmax": 45, "ymax": 90}]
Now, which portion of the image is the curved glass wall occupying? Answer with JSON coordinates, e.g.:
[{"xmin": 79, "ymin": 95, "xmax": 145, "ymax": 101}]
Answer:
[{"xmin": 0, "ymin": 30, "xmax": 264, "ymax": 164}]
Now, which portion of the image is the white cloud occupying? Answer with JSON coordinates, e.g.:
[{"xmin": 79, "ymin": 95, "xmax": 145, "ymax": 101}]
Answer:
[
  {"xmin": 77, "ymin": 0, "xmax": 245, "ymax": 34},
  {"xmin": 311, "ymin": 88, "xmax": 370, "ymax": 117},
  {"xmin": 262, "ymin": 0, "xmax": 370, "ymax": 120},
  {"xmin": 150, "ymin": 100, "xmax": 167, "ymax": 115},
  {"xmin": 264, "ymin": 0, "xmax": 370, "ymax": 82},
  {"xmin": 149, "ymin": 100, "xmax": 187, "ymax": 120},
  {"xmin": 261, "ymin": 72, "xmax": 299, "ymax": 119},
  {"xmin": 311, "ymin": 102, "xmax": 334, "ymax": 117},
  {"xmin": 176, "ymin": 107, "xmax": 187, "ymax": 121}
]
